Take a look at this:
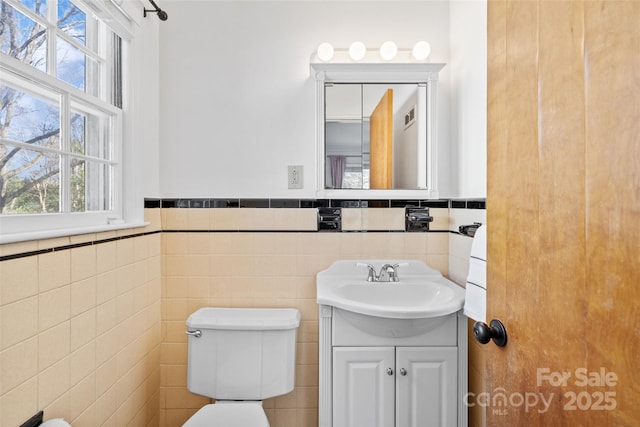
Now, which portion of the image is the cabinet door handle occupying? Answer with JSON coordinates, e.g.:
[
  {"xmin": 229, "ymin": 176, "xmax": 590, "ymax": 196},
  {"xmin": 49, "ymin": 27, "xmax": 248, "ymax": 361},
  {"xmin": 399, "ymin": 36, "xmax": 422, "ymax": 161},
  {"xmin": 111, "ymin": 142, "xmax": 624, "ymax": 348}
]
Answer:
[
  {"xmin": 400, "ymin": 368, "xmax": 407, "ymax": 376},
  {"xmin": 387, "ymin": 368, "xmax": 393, "ymax": 376}
]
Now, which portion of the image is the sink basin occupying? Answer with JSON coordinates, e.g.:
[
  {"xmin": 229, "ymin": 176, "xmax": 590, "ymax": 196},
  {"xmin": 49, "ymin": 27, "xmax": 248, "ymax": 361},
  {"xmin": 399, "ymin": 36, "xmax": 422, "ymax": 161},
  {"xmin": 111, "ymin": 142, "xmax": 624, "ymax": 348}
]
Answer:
[{"xmin": 317, "ymin": 260, "xmax": 465, "ymax": 319}]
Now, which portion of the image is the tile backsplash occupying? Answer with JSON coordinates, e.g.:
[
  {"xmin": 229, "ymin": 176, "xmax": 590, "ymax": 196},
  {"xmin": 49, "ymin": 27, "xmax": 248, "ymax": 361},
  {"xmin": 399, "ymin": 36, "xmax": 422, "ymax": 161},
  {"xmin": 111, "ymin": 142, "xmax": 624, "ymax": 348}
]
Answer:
[
  {"xmin": 0, "ymin": 224, "xmax": 162, "ymax": 427},
  {"xmin": 0, "ymin": 198, "xmax": 483, "ymax": 427}
]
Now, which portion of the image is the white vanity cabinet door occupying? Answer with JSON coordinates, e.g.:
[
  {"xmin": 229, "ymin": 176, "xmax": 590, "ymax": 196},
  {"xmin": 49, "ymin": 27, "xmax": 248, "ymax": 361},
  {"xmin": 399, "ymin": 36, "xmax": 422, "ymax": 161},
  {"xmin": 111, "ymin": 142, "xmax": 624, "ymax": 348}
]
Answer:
[
  {"xmin": 333, "ymin": 347, "xmax": 395, "ymax": 427},
  {"xmin": 396, "ymin": 347, "xmax": 458, "ymax": 427}
]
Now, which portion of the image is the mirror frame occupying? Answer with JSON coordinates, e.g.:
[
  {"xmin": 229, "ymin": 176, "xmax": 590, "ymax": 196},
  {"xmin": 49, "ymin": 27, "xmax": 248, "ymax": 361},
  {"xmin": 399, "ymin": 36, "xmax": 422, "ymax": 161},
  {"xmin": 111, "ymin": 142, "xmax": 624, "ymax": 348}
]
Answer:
[{"xmin": 311, "ymin": 61, "xmax": 445, "ymax": 199}]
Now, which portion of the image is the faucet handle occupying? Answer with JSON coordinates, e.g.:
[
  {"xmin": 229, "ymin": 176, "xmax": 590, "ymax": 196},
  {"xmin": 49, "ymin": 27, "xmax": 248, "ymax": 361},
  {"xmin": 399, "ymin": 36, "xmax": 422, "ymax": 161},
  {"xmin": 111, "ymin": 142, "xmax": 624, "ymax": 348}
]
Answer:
[
  {"xmin": 378, "ymin": 264, "xmax": 397, "ymax": 282},
  {"xmin": 392, "ymin": 262, "xmax": 409, "ymax": 269},
  {"xmin": 356, "ymin": 262, "xmax": 377, "ymax": 282},
  {"xmin": 384, "ymin": 262, "xmax": 409, "ymax": 282}
]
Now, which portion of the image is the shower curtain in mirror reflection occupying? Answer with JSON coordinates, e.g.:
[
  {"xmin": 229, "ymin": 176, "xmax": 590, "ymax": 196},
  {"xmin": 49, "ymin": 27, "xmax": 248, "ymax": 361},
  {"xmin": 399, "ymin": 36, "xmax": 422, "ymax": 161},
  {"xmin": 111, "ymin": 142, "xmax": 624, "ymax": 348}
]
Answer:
[{"xmin": 330, "ymin": 155, "xmax": 346, "ymax": 189}]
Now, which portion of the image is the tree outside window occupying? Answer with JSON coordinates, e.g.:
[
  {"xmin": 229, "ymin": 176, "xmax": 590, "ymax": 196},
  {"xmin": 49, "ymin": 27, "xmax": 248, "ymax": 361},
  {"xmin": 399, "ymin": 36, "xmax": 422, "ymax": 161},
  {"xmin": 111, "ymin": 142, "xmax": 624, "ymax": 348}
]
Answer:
[{"xmin": 1, "ymin": 0, "xmax": 119, "ymax": 215}]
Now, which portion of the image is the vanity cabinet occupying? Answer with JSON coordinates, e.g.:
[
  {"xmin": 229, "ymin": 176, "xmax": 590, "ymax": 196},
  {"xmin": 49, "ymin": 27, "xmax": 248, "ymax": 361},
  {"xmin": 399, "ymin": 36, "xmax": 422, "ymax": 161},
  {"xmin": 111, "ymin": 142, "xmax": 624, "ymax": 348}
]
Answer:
[
  {"xmin": 319, "ymin": 306, "xmax": 467, "ymax": 427},
  {"xmin": 333, "ymin": 347, "xmax": 395, "ymax": 427},
  {"xmin": 396, "ymin": 347, "xmax": 457, "ymax": 427},
  {"xmin": 333, "ymin": 346, "xmax": 457, "ymax": 427}
]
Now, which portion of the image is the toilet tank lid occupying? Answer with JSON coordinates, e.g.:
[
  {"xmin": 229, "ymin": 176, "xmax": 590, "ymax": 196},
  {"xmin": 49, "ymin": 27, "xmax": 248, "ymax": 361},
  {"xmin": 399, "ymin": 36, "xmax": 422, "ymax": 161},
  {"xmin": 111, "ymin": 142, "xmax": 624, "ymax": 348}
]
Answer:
[{"xmin": 187, "ymin": 307, "xmax": 301, "ymax": 330}]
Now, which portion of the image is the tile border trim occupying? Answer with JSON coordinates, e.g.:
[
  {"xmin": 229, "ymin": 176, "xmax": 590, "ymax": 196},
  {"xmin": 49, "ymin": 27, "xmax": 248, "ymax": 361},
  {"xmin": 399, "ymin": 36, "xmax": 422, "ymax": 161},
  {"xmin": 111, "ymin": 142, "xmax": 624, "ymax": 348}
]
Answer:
[
  {"xmin": 0, "ymin": 230, "xmax": 161, "ymax": 262},
  {"xmin": 0, "ymin": 229, "xmax": 458, "ymax": 262},
  {"xmin": 2, "ymin": 199, "xmax": 485, "ymax": 261},
  {"xmin": 145, "ymin": 198, "xmax": 485, "ymax": 209}
]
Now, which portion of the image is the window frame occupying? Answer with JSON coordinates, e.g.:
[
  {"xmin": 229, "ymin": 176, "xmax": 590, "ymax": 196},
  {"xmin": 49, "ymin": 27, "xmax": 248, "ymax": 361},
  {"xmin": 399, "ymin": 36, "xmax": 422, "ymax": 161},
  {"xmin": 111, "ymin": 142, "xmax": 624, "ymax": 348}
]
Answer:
[{"xmin": 0, "ymin": 0, "xmax": 144, "ymax": 244}]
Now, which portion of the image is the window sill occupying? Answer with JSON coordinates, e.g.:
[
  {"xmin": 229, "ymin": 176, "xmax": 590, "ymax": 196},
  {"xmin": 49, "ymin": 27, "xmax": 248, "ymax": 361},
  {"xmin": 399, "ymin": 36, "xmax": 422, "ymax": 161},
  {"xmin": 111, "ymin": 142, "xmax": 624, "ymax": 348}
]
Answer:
[{"xmin": 0, "ymin": 221, "xmax": 150, "ymax": 245}]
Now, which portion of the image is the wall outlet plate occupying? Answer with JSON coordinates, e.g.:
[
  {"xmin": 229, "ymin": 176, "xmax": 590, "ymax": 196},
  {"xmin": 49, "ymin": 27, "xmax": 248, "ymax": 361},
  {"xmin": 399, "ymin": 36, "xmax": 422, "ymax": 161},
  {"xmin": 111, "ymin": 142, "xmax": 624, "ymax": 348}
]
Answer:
[{"xmin": 288, "ymin": 165, "xmax": 303, "ymax": 189}]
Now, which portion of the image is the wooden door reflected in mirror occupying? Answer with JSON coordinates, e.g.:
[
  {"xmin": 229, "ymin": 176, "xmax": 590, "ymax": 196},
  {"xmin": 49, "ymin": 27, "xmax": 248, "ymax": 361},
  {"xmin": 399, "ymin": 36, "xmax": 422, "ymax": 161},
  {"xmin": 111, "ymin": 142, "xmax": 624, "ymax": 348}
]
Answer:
[{"xmin": 324, "ymin": 83, "xmax": 426, "ymax": 190}]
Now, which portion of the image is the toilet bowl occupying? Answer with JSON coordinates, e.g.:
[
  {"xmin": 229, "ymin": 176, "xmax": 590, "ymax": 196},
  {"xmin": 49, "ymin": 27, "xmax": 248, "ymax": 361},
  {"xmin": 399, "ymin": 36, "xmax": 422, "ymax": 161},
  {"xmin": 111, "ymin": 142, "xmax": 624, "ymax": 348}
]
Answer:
[
  {"xmin": 182, "ymin": 307, "xmax": 300, "ymax": 426},
  {"xmin": 182, "ymin": 402, "xmax": 269, "ymax": 427}
]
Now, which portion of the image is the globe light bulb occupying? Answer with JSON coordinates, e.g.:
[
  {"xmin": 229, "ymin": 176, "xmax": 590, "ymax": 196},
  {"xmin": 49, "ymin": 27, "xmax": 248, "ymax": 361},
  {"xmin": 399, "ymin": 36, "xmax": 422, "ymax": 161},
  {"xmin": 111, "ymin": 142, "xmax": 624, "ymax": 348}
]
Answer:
[
  {"xmin": 379, "ymin": 41, "xmax": 398, "ymax": 61},
  {"xmin": 349, "ymin": 41, "xmax": 367, "ymax": 61},
  {"xmin": 317, "ymin": 42, "xmax": 334, "ymax": 62},
  {"xmin": 412, "ymin": 41, "xmax": 431, "ymax": 60}
]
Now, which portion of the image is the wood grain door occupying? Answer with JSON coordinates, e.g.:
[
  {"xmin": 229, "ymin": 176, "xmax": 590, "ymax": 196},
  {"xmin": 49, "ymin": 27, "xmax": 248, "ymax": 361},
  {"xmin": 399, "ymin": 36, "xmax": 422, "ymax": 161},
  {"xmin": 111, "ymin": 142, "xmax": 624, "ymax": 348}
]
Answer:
[
  {"xmin": 370, "ymin": 89, "xmax": 393, "ymax": 189},
  {"xmin": 484, "ymin": 1, "xmax": 640, "ymax": 426}
]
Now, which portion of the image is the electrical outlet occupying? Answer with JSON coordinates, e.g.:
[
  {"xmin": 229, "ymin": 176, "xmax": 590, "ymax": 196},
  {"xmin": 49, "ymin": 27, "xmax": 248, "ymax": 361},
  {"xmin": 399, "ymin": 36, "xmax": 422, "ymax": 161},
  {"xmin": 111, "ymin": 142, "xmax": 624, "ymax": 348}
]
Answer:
[{"xmin": 288, "ymin": 165, "xmax": 303, "ymax": 189}]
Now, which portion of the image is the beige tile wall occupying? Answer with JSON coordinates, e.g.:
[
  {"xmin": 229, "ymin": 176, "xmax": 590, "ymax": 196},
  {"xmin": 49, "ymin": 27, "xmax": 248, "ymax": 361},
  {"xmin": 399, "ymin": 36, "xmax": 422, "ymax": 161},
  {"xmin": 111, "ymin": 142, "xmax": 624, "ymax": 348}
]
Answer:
[
  {"xmin": 0, "ymin": 205, "xmax": 460, "ymax": 427},
  {"xmin": 159, "ymin": 207, "xmax": 450, "ymax": 427},
  {"xmin": 0, "ymin": 211, "xmax": 162, "ymax": 427}
]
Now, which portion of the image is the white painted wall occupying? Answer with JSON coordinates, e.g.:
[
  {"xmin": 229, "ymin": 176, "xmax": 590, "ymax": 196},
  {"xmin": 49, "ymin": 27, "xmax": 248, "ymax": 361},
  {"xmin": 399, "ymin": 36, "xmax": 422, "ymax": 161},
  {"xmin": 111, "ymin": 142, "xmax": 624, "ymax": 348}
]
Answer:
[
  {"xmin": 133, "ymin": 8, "xmax": 162, "ymax": 199},
  {"xmin": 449, "ymin": 0, "xmax": 487, "ymax": 198},
  {"xmin": 394, "ymin": 90, "xmax": 419, "ymax": 188},
  {"xmin": 156, "ymin": 0, "xmax": 455, "ymax": 198}
]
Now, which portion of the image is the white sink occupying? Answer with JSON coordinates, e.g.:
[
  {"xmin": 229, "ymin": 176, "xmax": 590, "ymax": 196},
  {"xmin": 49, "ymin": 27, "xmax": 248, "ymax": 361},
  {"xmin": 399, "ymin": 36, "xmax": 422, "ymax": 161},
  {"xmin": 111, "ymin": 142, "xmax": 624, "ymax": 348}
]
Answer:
[{"xmin": 317, "ymin": 260, "xmax": 465, "ymax": 319}]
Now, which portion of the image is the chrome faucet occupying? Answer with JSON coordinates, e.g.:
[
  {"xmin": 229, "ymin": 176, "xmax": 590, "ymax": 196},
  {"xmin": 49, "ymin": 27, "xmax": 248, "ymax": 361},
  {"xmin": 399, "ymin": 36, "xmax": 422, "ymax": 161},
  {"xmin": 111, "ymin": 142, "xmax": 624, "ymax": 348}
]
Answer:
[
  {"xmin": 356, "ymin": 262, "xmax": 404, "ymax": 282},
  {"xmin": 357, "ymin": 263, "xmax": 378, "ymax": 282},
  {"xmin": 378, "ymin": 264, "xmax": 400, "ymax": 282}
]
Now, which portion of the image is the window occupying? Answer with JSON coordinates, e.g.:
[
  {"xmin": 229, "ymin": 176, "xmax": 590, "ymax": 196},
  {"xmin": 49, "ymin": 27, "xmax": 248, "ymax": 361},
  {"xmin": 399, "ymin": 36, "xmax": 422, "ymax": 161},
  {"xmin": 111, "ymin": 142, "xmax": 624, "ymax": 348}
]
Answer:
[{"xmin": 0, "ymin": 0, "xmax": 134, "ymax": 242}]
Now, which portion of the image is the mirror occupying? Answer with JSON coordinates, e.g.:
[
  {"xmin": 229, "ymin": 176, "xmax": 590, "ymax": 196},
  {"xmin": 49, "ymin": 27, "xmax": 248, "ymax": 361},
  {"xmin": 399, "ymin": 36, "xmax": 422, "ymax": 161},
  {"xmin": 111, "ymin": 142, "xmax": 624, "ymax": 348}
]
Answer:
[
  {"xmin": 324, "ymin": 83, "xmax": 426, "ymax": 189},
  {"xmin": 311, "ymin": 61, "xmax": 444, "ymax": 197}
]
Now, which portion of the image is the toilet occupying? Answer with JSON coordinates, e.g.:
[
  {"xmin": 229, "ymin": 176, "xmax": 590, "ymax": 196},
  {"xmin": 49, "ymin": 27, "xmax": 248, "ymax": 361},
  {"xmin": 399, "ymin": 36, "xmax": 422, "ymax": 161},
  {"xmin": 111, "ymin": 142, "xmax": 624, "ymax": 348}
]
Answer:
[{"xmin": 183, "ymin": 307, "xmax": 301, "ymax": 427}]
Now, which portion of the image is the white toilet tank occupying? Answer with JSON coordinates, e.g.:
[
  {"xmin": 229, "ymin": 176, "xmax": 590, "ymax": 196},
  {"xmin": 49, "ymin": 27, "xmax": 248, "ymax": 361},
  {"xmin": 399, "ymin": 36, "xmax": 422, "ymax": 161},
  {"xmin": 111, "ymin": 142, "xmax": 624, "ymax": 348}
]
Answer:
[{"xmin": 186, "ymin": 307, "xmax": 301, "ymax": 400}]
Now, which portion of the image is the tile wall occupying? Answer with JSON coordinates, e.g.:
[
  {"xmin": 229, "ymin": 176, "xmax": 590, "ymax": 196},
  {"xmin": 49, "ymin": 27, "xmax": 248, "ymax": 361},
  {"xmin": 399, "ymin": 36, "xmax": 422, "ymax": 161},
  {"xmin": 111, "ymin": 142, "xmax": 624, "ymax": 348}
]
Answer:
[
  {"xmin": 0, "ymin": 212, "xmax": 162, "ymax": 427},
  {"xmin": 0, "ymin": 199, "xmax": 484, "ymax": 427},
  {"xmin": 158, "ymin": 204, "xmax": 452, "ymax": 427}
]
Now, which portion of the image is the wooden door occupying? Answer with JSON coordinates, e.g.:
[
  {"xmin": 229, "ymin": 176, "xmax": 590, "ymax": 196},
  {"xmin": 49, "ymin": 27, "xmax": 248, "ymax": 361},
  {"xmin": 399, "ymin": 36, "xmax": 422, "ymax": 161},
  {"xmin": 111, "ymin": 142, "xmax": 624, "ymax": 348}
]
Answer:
[
  {"xmin": 484, "ymin": 1, "xmax": 640, "ymax": 426},
  {"xmin": 370, "ymin": 89, "xmax": 393, "ymax": 189},
  {"xmin": 333, "ymin": 347, "xmax": 395, "ymax": 427},
  {"xmin": 396, "ymin": 347, "xmax": 457, "ymax": 427}
]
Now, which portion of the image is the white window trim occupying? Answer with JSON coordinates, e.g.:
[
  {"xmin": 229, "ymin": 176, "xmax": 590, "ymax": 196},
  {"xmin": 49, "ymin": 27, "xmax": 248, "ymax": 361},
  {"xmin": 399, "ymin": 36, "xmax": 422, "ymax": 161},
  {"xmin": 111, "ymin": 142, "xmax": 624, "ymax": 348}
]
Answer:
[{"xmin": 0, "ymin": 0, "xmax": 147, "ymax": 244}]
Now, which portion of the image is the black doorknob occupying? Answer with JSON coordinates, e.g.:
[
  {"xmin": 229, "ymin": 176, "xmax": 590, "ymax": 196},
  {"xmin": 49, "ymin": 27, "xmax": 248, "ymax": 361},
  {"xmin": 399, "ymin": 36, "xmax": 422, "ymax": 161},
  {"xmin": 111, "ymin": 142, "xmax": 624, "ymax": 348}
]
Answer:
[{"xmin": 473, "ymin": 319, "xmax": 508, "ymax": 347}]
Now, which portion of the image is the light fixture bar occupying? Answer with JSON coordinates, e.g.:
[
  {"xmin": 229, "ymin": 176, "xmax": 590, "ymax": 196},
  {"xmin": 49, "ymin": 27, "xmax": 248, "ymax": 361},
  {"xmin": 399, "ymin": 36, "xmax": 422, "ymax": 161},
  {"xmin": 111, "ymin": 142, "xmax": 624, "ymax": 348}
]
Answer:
[{"xmin": 313, "ymin": 41, "xmax": 431, "ymax": 63}]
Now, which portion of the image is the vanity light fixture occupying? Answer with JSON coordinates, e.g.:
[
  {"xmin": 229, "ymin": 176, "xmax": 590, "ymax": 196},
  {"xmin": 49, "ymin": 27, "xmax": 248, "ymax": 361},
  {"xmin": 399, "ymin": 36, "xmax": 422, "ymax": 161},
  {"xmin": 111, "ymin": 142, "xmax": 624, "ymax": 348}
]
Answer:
[
  {"xmin": 317, "ymin": 42, "xmax": 334, "ymax": 62},
  {"xmin": 412, "ymin": 41, "xmax": 431, "ymax": 60},
  {"xmin": 379, "ymin": 41, "xmax": 398, "ymax": 61},
  {"xmin": 348, "ymin": 41, "xmax": 367, "ymax": 61},
  {"xmin": 313, "ymin": 41, "xmax": 432, "ymax": 63}
]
